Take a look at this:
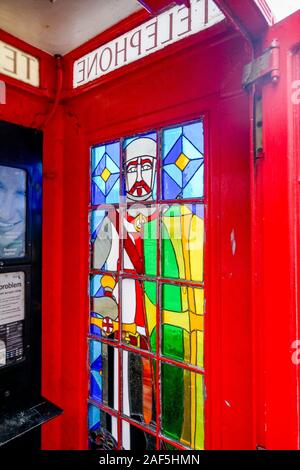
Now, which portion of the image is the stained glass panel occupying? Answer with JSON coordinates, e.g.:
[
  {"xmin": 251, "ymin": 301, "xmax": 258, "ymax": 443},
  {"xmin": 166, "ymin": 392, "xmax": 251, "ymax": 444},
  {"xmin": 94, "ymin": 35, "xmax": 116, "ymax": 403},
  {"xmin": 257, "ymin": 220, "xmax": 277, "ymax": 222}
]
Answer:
[
  {"xmin": 90, "ymin": 274, "xmax": 118, "ymax": 339},
  {"xmin": 123, "ymin": 132, "xmax": 157, "ymax": 202},
  {"xmin": 122, "ymin": 421, "xmax": 156, "ymax": 450},
  {"xmin": 122, "ymin": 350, "xmax": 156, "ymax": 429},
  {"xmin": 88, "ymin": 404, "xmax": 118, "ymax": 450},
  {"xmin": 123, "ymin": 206, "xmax": 158, "ymax": 277},
  {"xmin": 162, "ymin": 122, "xmax": 204, "ymax": 200},
  {"xmin": 161, "ymin": 204, "xmax": 204, "ymax": 282},
  {"xmin": 90, "ymin": 208, "xmax": 119, "ymax": 271},
  {"xmin": 89, "ymin": 340, "xmax": 118, "ymax": 410},
  {"xmin": 88, "ymin": 119, "xmax": 205, "ymax": 451},
  {"xmin": 161, "ymin": 364, "xmax": 204, "ymax": 450},
  {"xmin": 161, "ymin": 285, "xmax": 204, "ymax": 367},
  {"xmin": 91, "ymin": 141, "xmax": 120, "ymax": 205},
  {"xmin": 121, "ymin": 279, "xmax": 157, "ymax": 351}
]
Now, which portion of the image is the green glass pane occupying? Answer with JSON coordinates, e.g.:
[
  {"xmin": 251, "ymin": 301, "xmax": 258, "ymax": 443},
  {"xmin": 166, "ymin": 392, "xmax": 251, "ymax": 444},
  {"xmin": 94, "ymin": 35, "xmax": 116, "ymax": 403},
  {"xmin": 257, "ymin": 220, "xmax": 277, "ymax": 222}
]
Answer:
[
  {"xmin": 161, "ymin": 364, "xmax": 205, "ymax": 450},
  {"xmin": 161, "ymin": 223, "xmax": 179, "ymax": 279},
  {"xmin": 144, "ymin": 219, "xmax": 157, "ymax": 277},
  {"xmin": 162, "ymin": 324, "xmax": 184, "ymax": 362},
  {"xmin": 162, "ymin": 284, "xmax": 182, "ymax": 312},
  {"xmin": 161, "ymin": 363, "xmax": 184, "ymax": 441}
]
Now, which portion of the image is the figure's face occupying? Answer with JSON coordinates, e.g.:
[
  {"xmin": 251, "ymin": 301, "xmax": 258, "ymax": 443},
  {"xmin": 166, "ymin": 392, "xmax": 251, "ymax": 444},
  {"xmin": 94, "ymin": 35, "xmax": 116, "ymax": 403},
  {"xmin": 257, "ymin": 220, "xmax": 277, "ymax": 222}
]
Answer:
[
  {"xmin": 0, "ymin": 166, "xmax": 26, "ymax": 255},
  {"xmin": 125, "ymin": 138, "xmax": 156, "ymax": 202}
]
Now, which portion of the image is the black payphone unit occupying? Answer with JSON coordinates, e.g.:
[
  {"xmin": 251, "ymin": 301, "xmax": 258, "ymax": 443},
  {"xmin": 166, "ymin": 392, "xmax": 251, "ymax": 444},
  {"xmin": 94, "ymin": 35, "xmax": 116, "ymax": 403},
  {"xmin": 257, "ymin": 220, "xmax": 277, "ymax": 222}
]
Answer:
[{"xmin": 0, "ymin": 120, "xmax": 61, "ymax": 448}]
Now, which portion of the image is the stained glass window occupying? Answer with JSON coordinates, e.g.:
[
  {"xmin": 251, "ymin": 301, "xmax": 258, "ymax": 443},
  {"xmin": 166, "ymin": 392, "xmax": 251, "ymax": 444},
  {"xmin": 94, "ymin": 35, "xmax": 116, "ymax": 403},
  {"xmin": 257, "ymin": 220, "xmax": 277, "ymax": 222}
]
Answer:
[
  {"xmin": 91, "ymin": 141, "xmax": 120, "ymax": 205},
  {"xmin": 162, "ymin": 122, "xmax": 204, "ymax": 200},
  {"xmin": 88, "ymin": 119, "xmax": 205, "ymax": 450}
]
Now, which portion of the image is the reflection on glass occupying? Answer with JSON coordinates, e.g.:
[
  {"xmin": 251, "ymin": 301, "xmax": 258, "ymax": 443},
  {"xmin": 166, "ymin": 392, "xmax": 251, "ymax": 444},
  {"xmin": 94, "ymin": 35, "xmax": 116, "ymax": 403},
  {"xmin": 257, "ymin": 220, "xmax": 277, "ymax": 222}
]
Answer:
[{"xmin": 0, "ymin": 166, "xmax": 26, "ymax": 258}]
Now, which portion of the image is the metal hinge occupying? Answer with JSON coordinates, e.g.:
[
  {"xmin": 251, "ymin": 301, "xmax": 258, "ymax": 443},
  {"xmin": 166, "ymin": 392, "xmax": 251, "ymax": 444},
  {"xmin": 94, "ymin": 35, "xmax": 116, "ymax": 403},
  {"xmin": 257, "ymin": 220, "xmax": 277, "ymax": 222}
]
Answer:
[{"xmin": 242, "ymin": 39, "xmax": 280, "ymax": 88}]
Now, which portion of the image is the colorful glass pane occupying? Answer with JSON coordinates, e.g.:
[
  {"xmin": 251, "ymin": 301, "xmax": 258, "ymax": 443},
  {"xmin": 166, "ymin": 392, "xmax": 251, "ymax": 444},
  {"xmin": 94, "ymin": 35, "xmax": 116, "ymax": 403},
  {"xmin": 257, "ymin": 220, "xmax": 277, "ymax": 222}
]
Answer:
[
  {"xmin": 90, "ymin": 274, "xmax": 118, "ymax": 340},
  {"xmin": 161, "ymin": 364, "xmax": 204, "ymax": 450},
  {"xmin": 122, "ymin": 350, "xmax": 156, "ymax": 429},
  {"xmin": 89, "ymin": 340, "xmax": 118, "ymax": 409},
  {"xmin": 161, "ymin": 204, "xmax": 204, "ymax": 282},
  {"xmin": 123, "ymin": 206, "xmax": 158, "ymax": 277},
  {"xmin": 88, "ymin": 404, "xmax": 118, "ymax": 450},
  {"xmin": 91, "ymin": 141, "xmax": 120, "ymax": 204},
  {"xmin": 122, "ymin": 421, "xmax": 156, "ymax": 450},
  {"xmin": 90, "ymin": 208, "xmax": 119, "ymax": 271},
  {"xmin": 121, "ymin": 279, "xmax": 157, "ymax": 352},
  {"xmin": 161, "ymin": 285, "xmax": 204, "ymax": 367},
  {"xmin": 123, "ymin": 132, "xmax": 157, "ymax": 202},
  {"xmin": 162, "ymin": 121, "xmax": 204, "ymax": 200}
]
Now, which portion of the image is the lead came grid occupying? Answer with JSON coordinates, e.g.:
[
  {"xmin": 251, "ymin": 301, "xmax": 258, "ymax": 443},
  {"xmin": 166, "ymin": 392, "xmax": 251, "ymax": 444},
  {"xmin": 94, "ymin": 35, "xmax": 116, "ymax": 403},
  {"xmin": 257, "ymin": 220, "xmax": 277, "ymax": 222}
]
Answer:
[{"xmin": 88, "ymin": 120, "xmax": 205, "ymax": 450}]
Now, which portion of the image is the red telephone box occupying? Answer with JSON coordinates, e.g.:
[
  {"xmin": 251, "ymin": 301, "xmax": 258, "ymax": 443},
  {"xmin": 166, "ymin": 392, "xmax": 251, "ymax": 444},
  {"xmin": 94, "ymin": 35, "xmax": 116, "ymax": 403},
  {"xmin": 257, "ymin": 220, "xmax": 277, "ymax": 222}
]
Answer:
[{"xmin": 0, "ymin": 0, "xmax": 299, "ymax": 451}]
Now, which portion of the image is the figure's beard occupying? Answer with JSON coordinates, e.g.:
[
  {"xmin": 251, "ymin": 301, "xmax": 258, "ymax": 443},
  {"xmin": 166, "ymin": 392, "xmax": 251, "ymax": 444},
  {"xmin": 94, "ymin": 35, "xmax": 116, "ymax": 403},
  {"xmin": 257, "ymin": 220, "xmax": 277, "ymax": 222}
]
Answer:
[{"xmin": 127, "ymin": 180, "xmax": 152, "ymax": 198}]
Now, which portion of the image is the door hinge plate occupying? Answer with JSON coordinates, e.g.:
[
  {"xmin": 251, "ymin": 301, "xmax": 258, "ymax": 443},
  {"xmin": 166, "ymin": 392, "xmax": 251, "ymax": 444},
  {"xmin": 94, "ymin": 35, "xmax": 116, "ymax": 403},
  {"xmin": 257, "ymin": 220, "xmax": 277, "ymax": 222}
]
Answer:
[{"xmin": 242, "ymin": 39, "xmax": 280, "ymax": 88}]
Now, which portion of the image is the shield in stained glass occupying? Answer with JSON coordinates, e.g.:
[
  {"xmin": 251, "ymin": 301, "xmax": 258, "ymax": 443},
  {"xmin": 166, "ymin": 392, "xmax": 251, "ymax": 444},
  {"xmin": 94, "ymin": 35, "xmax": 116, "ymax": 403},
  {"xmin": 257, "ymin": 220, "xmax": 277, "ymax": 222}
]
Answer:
[
  {"xmin": 162, "ymin": 121, "xmax": 204, "ymax": 200},
  {"xmin": 91, "ymin": 141, "xmax": 120, "ymax": 204},
  {"xmin": 90, "ymin": 274, "xmax": 119, "ymax": 339}
]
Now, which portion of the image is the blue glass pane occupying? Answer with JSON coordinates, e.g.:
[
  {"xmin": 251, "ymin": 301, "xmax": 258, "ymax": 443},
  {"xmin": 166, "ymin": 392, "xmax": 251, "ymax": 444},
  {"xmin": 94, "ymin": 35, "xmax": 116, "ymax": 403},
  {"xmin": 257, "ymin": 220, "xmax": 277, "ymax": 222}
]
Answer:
[
  {"xmin": 122, "ymin": 131, "xmax": 157, "ymax": 201},
  {"xmin": 90, "ymin": 340, "xmax": 102, "ymax": 402},
  {"xmin": 162, "ymin": 121, "xmax": 204, "ymax": 200},
  {"xmin": 88, "ymin": 404, "xmax": 118, "ymax": 450},
  {"xmin": 91, "ymin": 141, "xmax": 120, "ymax": 204}
]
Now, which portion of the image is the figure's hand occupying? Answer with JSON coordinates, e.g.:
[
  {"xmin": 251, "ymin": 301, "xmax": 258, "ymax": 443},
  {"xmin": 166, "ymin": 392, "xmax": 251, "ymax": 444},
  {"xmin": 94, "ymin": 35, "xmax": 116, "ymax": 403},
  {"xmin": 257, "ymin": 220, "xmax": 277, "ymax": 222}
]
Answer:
[{"xmin": 92, "ymin": 296, "xmax": 118, "ymax": 321}]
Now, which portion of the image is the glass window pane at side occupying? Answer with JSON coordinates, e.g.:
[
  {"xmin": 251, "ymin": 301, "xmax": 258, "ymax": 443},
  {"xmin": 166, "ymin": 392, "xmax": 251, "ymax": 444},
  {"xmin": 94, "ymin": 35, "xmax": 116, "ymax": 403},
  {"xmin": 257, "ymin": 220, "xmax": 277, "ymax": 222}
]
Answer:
[
  {"xmin": 89, "ymin": 340, "xmax": 119, "ymax": 411},
  {"xmin": 122, "ymin": 421, "xmax": 156, "ymax": 450},
  {"xmin": 90, "ymin": 208, "xmax": 119, "ymax": 271},
  {"xmin": 121, "ymin": 278, "xmax": 157, "ymax": 353},
  {"xmin": 161, "ymin": 203, "xmax": 204, "ymax": 282},
  {"xmin": 91, "ymin": 141, "xmax": 120, "ymax": 205},
  {"xmin": 122, "ymin": 350, "xmax": 156, "ymax": 430},
  {"xmin": 123, "ymin": 205, "xmax": 158, "ymax": 277},
  {"xmin": 162, "ymin": 121, "xmax": 204, "ymax": 200},
  {"xmin": 161, "ymin": 284, "xmax": 204, "ymax": 368},
  {"xmin": 88, "ymin": 404, "xmax": 118, "ymax": 450},
  {"xmin": 161, "ymin": 363, "xmax": 205, "ymax": 450},
  {"xmin": 90, "ymin": 274, "xmax": 118, "ymax": 341},
  {"xmin": 122, "ymin": 131, "xmax": 157, "ymax": 202}
]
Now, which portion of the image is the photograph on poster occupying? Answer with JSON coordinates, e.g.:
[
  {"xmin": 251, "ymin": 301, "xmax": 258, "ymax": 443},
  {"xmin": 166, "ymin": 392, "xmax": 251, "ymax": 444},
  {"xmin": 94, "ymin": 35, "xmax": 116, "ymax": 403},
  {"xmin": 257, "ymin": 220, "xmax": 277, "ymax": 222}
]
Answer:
[{"xmin": 0, "ymin": 165, "xmax": 26, "ymax": 259}]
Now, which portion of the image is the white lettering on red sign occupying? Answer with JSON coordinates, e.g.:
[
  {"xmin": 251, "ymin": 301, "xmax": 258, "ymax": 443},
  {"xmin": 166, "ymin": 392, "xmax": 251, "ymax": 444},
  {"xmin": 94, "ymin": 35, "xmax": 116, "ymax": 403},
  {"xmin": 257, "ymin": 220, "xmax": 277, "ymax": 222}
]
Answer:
[
  {"xmin": 73, "ymin": 0, "xmax": 224, "ymax": 88},
  {"xmin": 0, "ymin": 41, "xmax": 39, "ymax": 87}
]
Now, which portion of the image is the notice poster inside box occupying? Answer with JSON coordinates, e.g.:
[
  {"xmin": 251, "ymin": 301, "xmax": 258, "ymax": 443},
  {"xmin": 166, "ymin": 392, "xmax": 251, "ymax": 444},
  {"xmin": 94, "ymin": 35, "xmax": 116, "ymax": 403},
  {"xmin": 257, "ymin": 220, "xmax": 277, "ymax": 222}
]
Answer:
[{"xmin": 0, "ymin": 271, "xmax": 25, "ymax": 368}]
